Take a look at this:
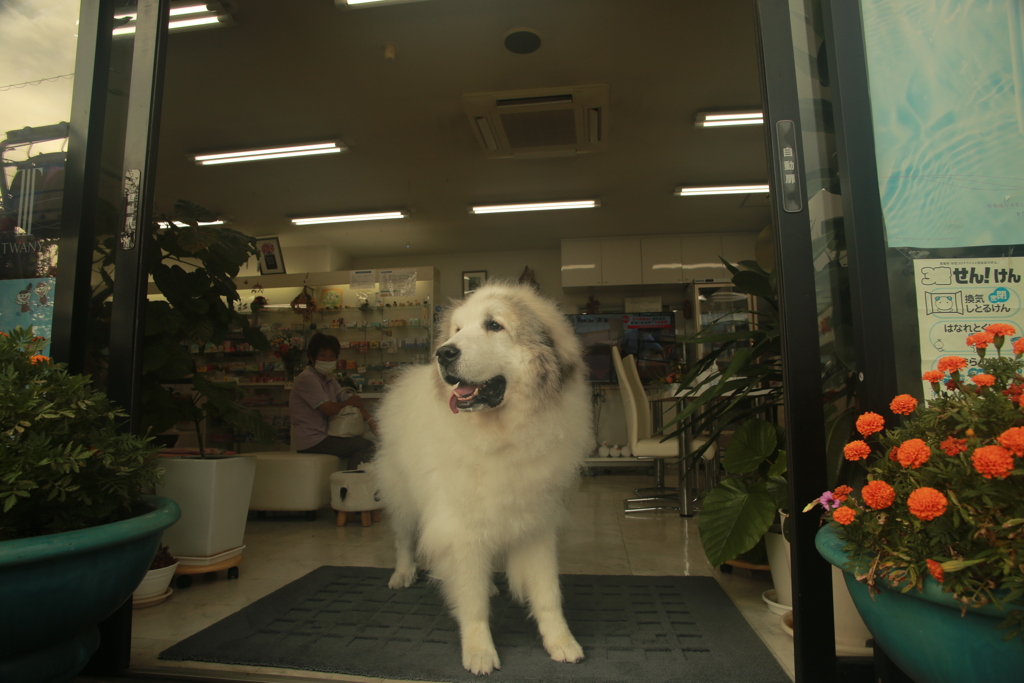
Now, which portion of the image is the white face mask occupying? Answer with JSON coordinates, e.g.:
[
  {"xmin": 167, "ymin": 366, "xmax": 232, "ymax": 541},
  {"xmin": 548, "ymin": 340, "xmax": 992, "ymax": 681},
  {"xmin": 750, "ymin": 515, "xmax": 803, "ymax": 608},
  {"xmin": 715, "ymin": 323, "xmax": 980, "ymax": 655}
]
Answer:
[{"xmin": 314, "ymin": 360, "xmax": 336, "ymax": 374}]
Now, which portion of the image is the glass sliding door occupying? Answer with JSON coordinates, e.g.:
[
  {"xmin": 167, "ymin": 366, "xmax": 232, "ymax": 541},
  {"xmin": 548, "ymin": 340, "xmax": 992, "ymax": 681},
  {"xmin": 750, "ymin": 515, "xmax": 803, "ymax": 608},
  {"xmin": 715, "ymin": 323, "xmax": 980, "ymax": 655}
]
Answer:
[{"xmin": 755, "ymin": 0, "xmax": 866, "ymax": 679}]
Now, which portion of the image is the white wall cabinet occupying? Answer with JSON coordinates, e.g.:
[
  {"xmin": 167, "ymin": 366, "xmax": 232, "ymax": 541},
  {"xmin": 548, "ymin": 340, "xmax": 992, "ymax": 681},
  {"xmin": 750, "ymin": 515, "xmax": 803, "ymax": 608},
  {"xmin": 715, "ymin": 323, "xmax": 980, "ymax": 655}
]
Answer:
[
  {"xmin": 560, "ymin": 237, "xmax": 642, "ymax": 286},
  {"xmin": 600, "ymin": 238, "xmax": 642, "ymax": 286},
  {"xmin": 564, "ymin": 233, "xmax": 757, "ymax": 287},
  {"xmin": 641, "ymin": 236, "xmax": 684, "ymax": 284},
  {"xmin": 560, "ymin": 239, "xmax": 604, "ymax": 287}
]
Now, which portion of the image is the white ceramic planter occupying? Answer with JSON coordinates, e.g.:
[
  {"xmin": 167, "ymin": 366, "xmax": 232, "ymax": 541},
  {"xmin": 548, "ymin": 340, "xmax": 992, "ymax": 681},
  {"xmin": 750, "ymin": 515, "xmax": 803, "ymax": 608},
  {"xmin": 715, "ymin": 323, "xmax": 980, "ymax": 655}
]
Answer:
[
  {"xmin": 134, "ymin": 562, "xmax": 178, "ymax": 600},
  {"xmin": 765, "ymin": 529, "xmax": 793, "ymax": 608},
  {"xmin": 155, "ymin": 456, "xmax": 256, "ymax": 560}
]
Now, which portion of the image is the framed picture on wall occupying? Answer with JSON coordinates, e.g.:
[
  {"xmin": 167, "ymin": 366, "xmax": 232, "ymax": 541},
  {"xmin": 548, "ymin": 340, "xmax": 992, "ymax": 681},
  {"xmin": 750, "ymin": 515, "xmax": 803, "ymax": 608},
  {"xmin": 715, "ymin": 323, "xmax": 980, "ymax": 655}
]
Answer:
[
  {"xmin": 255, "ymin": 237, "xmax": 286, "ymax": 275},
  {"xmin": 462, "ymin": 270, "xmax": 486, "ymax": 296}
]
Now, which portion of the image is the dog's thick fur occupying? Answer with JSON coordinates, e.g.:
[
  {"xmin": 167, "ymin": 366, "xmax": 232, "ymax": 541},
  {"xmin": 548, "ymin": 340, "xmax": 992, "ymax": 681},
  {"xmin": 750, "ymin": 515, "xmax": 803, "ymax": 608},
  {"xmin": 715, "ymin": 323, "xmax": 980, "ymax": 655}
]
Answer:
[{"xmin": 370, "ymin": 282, "xmax": 593, "ymax": 675}]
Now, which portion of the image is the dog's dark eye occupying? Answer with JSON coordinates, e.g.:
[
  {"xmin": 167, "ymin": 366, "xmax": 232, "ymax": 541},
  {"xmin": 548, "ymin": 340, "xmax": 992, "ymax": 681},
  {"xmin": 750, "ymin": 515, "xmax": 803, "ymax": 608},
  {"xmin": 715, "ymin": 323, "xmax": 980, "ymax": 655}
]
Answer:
[{"xmin": 485, "ymin": 320, "xmax": 504, "ymax": 332}]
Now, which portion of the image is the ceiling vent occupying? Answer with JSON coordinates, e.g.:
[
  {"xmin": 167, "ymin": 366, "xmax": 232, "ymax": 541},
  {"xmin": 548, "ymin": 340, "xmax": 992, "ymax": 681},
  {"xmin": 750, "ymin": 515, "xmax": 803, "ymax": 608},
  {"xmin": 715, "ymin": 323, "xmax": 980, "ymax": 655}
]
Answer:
[{"xmin": 461, "ymin": 85, "xmax": 608, "ymax": 159}]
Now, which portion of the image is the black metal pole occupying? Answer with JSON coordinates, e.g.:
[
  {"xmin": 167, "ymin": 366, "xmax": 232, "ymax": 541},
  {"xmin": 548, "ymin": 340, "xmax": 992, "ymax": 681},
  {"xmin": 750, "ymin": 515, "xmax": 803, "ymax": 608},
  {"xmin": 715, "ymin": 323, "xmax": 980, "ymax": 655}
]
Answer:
[
  {"xmin": 51, "ymin": 0, "xmax": 115, "ymax": 371},
  {"xmin": 755, "ymin": 1, "xmax": 837, "ymax": 680},
  {"xmin": 84, "ymin": 2, "xmax": 170, "ymax": 676},
  {"xmin": 107, "ymin": 0, "xmax": 170, "ymax": 431}
]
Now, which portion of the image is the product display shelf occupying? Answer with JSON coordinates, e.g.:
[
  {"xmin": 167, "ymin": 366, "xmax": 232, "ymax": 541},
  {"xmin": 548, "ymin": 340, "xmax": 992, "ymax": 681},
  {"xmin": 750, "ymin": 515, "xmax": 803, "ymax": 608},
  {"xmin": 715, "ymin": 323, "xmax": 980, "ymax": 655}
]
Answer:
[{"xmin": 185, "ymin": 267, "xmax": 438, "ymax": 451}]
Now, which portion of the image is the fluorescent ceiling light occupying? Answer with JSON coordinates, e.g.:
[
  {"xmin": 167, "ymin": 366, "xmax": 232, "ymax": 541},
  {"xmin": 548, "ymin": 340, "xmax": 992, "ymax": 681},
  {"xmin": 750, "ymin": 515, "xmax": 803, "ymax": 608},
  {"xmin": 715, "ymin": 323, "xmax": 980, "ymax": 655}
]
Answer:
[
  {"xmin": 192, "ymin": 142, "xmax": 345, "ymax": 166},
  {"xmin": 158, "ymin": 220, "xmax": 225, "ymax": 229},
  {"xmin": 337, "ymin": 0, "xmax": 430, "ymax": 7},
  {"xmin": 114, "ymin": 3, "xmax": 231, "ymax": 35},
  {"xmin": 471, "ymin": 200, "xmax": 599, "ymax": 214},
  {"xmin": 292, "ymin": 211, "xmax": 406, "ymax": 226},
  {"xmin": 561, "ymin": 264, "xmax": 597, "ymax": 271},
  {"xmin": 675, "ymin": 184, "xmax": 770, "ymax": 196},
  {"xmin": 695, "ymin": 111, "xmax": 764, "ymax": 127},
  {"xmin": 651, "ymin": 262, "xmax": 721, "ymax": 270}
]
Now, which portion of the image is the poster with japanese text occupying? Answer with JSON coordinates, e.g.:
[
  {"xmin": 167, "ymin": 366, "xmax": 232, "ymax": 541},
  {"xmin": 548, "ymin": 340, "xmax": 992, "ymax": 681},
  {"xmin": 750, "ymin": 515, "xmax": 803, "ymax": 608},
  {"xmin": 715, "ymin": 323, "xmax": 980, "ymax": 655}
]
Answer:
[{"xmin": 915, "ymin": 257, "xmax": 1023, "ymax": 394}]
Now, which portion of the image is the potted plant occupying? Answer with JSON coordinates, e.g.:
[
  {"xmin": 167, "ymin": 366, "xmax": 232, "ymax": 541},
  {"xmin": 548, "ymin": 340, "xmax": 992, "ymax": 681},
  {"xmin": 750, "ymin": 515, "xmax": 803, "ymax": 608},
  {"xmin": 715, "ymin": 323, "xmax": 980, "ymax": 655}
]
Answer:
[
  {"xmin": 0, "ymin": 327, "xmax": 180, "ymax": 683},
  {"xmin": 811, "ymin": 324, "xmax": 1024, "ymax": 683},
  {"xmin": 669, "ymin": 251, "xmax": 870, "ymax": 650},
  {"xmin": 133, "ymin": 545, "xmax": 178, "ymax": 607},
  {"xmin": 667, "ymin": 258, "xmax": 786, "ymax": 568},
  {"xmin": 129, "ymin": 202, "xmax": 276, "ymax": 566},
  {"xmin": 88, "ymin": 202, "xmax": 275, "ymax": 567}
]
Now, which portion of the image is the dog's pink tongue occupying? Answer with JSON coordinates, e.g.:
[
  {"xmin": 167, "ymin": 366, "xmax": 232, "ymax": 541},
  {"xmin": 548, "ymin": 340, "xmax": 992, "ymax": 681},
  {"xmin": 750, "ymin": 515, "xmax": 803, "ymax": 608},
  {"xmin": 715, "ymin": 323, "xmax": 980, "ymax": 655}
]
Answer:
[{"xmin": 449, "ymin": 384, "xmax": 479, "ymax": 414}]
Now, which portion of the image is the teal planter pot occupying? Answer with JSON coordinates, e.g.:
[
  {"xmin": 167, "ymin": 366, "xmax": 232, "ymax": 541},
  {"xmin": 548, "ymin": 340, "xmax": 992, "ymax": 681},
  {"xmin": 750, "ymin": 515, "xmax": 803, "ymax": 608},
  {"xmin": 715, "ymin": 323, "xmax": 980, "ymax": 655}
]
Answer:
[
  {"xmin": 0, "ymin": 495, "xmax": 181, "ymax": 683},
  {"xmin": 816, "ymin": 523, "xmax": 1024, "ymax": 683}
]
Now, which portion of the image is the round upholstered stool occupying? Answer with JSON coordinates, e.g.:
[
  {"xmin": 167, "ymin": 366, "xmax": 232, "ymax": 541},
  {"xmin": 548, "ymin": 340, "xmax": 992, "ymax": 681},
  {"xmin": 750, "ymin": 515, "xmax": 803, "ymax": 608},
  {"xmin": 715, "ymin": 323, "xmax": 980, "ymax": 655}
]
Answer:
[
  {"xmin": 248, "ymin": 451, "xmax": 342, "ymax": 519},
  {"xmin": 330, "ymin": 469, "xmax": 383, "ymax": 527}
]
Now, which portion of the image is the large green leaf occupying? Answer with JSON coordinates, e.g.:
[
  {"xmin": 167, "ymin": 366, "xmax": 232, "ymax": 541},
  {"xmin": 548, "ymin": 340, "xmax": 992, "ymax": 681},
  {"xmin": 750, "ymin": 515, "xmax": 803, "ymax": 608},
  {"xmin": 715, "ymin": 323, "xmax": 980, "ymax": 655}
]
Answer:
[
  {"xmin": 698, "ymin": 478, "xmax": 778, "ymax": 567},
  {"xmin": 731, "ymin": 269, "xmax": 775, "ymax": 300},
  {"xmin": 722, "ymin": 418, "xmax": 777, "ymax": 474}
]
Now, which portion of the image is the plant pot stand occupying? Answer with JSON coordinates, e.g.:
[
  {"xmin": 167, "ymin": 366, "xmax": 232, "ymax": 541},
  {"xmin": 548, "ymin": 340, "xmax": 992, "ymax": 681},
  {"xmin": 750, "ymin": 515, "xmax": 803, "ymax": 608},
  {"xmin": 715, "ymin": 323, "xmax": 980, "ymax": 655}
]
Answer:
[
  {"xmin": 174, "ymin": 554, "xmax": 242, "ymax": 589},
  {"xmin": 719, "ymin": 559, "xmax": 771, "ymax": 573}
]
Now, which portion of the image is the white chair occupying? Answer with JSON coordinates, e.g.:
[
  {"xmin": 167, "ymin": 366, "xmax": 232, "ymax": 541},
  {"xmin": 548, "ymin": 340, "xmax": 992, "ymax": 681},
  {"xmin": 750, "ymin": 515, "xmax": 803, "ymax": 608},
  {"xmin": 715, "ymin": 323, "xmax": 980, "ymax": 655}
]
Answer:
[{"xmin": 611, "ymin": 347, "xmax": 681, "ymax": 513}]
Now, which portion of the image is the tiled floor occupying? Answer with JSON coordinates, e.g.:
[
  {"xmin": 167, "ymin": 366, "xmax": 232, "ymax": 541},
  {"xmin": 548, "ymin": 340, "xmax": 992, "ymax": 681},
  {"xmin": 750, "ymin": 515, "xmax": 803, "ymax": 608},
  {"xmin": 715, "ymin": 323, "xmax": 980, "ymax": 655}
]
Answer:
[{"xmin": 115, "ymin": 470, "xmax": 795, "ymax": 682}]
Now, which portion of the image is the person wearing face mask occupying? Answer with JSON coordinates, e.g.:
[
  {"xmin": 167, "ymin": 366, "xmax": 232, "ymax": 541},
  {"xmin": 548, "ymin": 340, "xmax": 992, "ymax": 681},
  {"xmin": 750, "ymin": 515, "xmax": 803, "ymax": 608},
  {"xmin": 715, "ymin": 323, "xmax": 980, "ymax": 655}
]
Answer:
[{"xmin": 289, "ymin": 333, "xmax": 376, "ymax": 469}]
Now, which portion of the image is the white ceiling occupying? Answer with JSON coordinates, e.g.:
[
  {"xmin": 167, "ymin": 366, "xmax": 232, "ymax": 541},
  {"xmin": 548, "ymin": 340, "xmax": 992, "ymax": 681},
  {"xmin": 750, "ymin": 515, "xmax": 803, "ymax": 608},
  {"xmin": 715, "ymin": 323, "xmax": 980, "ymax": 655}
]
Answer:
[{"xmin": 153, "ymin": 0, "xmax": 771, "ymax": 259}]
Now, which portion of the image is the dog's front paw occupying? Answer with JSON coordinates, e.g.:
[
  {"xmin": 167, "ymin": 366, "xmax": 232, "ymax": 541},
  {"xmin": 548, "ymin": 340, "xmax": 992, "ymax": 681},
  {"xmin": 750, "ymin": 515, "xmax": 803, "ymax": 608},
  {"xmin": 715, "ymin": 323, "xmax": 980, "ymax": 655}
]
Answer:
[
  {"xmin": 387, "ymin": 566, "xmax": 417, "ymax": 589},
  {"xmin": 462, "ymin": 644, "xmax": 501, "ymax": 675},
  {"xmin": 544, "ymin": 633, "xmax": 584, "ymax": 664}
]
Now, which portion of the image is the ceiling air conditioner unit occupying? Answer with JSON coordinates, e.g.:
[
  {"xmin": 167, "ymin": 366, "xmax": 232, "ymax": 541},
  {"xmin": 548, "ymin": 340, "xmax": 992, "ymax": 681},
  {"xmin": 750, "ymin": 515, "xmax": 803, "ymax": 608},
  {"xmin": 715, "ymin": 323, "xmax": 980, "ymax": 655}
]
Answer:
[{"xmin": 461, "ymin": 85, "xmax": 608, "ymax": 159}]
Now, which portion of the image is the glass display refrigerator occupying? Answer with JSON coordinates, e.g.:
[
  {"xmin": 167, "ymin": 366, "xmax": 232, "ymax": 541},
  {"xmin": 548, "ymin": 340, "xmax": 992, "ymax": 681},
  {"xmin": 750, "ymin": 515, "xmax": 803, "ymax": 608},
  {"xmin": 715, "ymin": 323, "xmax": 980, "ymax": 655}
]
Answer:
[{"xmin": 690, "ymin": 282, "xmax": 757, "ymax": 372}]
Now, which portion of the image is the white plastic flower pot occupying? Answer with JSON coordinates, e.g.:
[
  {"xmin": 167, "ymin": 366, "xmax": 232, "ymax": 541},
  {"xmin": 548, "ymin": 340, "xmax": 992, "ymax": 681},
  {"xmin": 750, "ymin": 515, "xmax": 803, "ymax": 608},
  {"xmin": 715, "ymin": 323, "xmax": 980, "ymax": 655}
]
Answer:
[{"xmin": 134, "ymin": 562, "xmax": 178, "ymax": 600}]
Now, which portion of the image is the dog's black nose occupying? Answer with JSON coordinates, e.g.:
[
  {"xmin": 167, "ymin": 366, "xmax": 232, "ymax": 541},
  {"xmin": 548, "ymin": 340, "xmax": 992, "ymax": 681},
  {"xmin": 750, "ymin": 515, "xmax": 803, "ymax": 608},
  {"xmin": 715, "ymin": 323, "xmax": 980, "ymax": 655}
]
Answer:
[{"xmin": 436, "ymin": 344, "xmax": 460, "ymax": 367}]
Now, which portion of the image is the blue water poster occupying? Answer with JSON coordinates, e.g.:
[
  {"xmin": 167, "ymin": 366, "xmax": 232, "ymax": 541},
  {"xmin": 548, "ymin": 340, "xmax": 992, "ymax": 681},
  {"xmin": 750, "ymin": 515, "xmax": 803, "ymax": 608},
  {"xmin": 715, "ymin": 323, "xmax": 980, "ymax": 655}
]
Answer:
[
  {"xmin": 861, "ymin": 0, "xmax": 1024, "ymax": 248},
  {"xmin": 914, "ymin": 256, "xmax": 1023, "ymax": 394},
  {"xmin": 0, "ymin": 278, "xmax": 55, "ymax": 356}
]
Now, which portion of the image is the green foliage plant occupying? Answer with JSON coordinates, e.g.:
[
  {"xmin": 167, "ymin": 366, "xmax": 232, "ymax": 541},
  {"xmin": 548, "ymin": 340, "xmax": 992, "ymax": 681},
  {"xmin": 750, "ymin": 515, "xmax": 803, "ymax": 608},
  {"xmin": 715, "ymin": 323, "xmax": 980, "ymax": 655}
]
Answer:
[
  {"xmin": 93, "ymin": 200, "xmax": 275, "ymax": 451},
  {"xmin": 0, "ymin": 328, "xmax": 161, "ymax": 541},
  {"xmin": 809, "ymin": 325, "xmax": 1024, "ymax": 639},
  {"xmin": 664, "ymin": 259, "xmax": 786, "ymax": 567},
  {"xmin": 669, "ymin": 255, "xmax": 857, "ymax": 567}
]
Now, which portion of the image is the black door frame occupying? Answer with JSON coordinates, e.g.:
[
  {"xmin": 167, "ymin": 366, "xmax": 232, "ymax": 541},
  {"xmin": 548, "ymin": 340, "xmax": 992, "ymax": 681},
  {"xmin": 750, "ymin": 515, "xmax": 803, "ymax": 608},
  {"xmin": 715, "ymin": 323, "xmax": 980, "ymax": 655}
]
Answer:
[{"xmin": 52, "ymin": 0, "xmax": 170, "ymax": 674}]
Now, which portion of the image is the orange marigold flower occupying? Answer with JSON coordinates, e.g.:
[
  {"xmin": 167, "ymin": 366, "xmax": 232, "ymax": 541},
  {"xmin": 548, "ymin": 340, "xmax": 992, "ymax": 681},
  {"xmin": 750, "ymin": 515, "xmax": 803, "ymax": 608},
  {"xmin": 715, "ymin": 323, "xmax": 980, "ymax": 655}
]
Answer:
[
  {"xmin": 833, "ymin": 485, "xmax": 853, "ymax": 503},
  {"xmin": 966, "ymin": 332, "xmax": 995, "ymax": 349},
  {"xmin": 922, "ymin": 370, "xmax": 944, "ymax": 383},
  {"xmin": 926, "ymin": 559, "xmax": 944, "ymax": 583},
  {"xmin": 997, "ymin": 427, "xmax": 1024, "ymax": 456},
  {"xmin": 896, "ymin": 438, "xmax": 931, "ymax": 469},
  {"xmin": 940, "ymin": 436, "xmax": 968, "ymax": 456},
  {"xmin": 889, "ymin": 394, "xmax": 918, "ymax": 415},
  {"xmin": 986, "ymin": 323, "xmax": 1016, "ymax": 337},
  {"xmin": 936, "ymin": 356, "xmax": 967, "ymax": 373},
  {"xmin": 855, "ymin": 412, "xmax": 885, "ymax": 437},
  {"xmin": 889, "ymin": 446, "xmax": 899, "ymax": 462},
  {"xmin": 832, "ymin": 506, "xmax": 856, "ymax": 525},
  {"xmin": 862, "ymin": 480, "xmax": 895, "ymax": 510},
  {"xmin": 972, "ymin": 445, "xmax": 1014, "ymax": 479},
  {"xmin": 843, "ymin": 440, "xmax": 872, "ymax": 461},
  {"xmin": 907, "ymin": 487, "xmax": 947, "ymax": 521},
  {"xmin": 29, "ymin": 355, "xmax": 49, "ymax": 364},
  {"xmin": 1015, "ymin": 338, "xmax": 1024, "ymax": 356},
  {"xmin": 971, "ymin": 373, "xmax": 996, "ymax": 387}
]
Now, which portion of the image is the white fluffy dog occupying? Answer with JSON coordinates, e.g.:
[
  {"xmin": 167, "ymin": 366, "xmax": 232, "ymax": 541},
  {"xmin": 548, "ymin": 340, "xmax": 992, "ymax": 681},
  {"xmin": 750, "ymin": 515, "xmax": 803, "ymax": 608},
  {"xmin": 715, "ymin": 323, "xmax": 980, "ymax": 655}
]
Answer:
[{"xmin": 370, "ymin": 281, "xmax": 593, "ymax": 675}]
